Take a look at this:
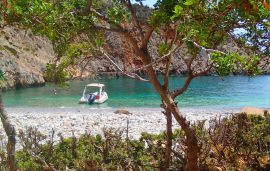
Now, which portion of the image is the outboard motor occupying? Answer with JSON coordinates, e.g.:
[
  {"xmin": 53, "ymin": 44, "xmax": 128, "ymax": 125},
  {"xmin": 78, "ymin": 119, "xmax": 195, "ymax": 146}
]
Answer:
[{"xmin": 88, "ymin": 94, "xmax": 96, "ymax": 104}]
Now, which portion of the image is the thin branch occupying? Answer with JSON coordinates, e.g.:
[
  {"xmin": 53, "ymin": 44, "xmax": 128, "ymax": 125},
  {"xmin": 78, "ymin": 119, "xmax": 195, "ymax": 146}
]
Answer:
[
  {"xmin": 172, "ymin": 59, "xmax": 214, "ymax": 98},
  {"xmin": 171, "ymin": 74, "xmax": 194, "ymax": 99},
  {"xmin": 90, "ymin": 8, "xmax": 112, "ymax": 25},
  {"xmin": 91, "ymin": 25, "xmax": 124, "ymax": 33},
  {"xmin": 193, "ymin": 63, "xmax": 214, "ymax": 77},
  {"xmin": 141, "ymin": 26, "xmax": 154, "ymax": 49},
  {"xmin": 27, "ymin": 149, "xmax": 58, "ymax": 171},
  {"xmin": 132, "ymin": 44, "xmax": 181, "ymax": 73},
  {"xmin": 122, "ymin": 0, "xmax": 144, "ymax": 39},
  {"xmin": 185, "ymin": 39, "xmax": 226, "ymax": 55},
  {"xmin": 163, "ymin": 56, "xmax": 171, "ymax": 90},
  {"xmin": 101, "ymin": 50, "xmax": 149, "ymax": 82},
  {"xmin": 163, "ymin": 29, "xmax": 178, "ymax": 90},
  {"xmin": 90, "ymin": 8, "xmax": 128, "ymax": 34}
]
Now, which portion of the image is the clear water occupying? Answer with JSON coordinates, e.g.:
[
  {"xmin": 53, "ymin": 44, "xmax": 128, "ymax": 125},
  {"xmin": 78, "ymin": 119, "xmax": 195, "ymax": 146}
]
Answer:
[{"xmin": 2, "ymin": 76, "xmax": 270, "ymax": 109}]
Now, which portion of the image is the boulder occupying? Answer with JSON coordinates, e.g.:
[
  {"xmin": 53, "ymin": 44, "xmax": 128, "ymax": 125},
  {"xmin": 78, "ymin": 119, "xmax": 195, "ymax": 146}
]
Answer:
[
  {"xmin": 114, "ymin": 109, "xmax": 132, "ymax": 115},
  {"xmin": 0, "ymin": 26, "xmax": 55, "ymax": 89},
  {"xmin": 242, "ymin": 107, "xmax": 270, "ymax": 116}
]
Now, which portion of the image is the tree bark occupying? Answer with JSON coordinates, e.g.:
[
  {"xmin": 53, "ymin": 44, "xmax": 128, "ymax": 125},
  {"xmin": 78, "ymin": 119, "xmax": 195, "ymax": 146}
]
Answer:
[
  {"xmin": 139, "ymin": 52, "xmax": 199, "ymax": 171},
  {"xmin": 0, "ymin": 91, "xmax": 16, "ymax": 171},
  {"xmin": 121, "ymin": 34, "xmax": 200, "ymax": 170},
  {"xmin": 164, "ymin": 106, "xmax": 172, "ymax": 170},
  {"xmin": 168, "ymin": 98, "xmax": 199, "ymax": 171}
]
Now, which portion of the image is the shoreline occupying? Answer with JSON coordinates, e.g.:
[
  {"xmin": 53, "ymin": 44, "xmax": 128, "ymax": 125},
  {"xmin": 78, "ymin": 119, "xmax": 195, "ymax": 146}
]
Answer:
[{"xmin": 0, "ymin": 107, "xmax": 240, "ymax": 140}]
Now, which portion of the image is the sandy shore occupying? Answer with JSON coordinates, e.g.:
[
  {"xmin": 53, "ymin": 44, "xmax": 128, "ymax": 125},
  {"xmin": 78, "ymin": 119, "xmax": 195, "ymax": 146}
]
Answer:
[{"xmin": 0, "ymin": 107, "xmax": 240, "ymax": 140}]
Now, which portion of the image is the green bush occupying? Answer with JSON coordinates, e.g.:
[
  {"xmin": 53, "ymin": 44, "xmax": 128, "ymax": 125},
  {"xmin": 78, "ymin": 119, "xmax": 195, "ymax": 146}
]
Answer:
[{"xmin": 1, "ymin": 113, "xmax": 270, "ymax": 170}]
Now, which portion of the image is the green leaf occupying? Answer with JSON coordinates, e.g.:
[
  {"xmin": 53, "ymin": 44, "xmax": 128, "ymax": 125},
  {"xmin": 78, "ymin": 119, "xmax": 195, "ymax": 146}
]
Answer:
[
  {"xmin": 184, "ymin": 0, "xmax": 195, "ymax": 6},
  {"xmin": 171, "ymin": 5, "xmax": 183, "ymax": 20},
  {"xmin": 174, "ymin": 5, "xmax": 183, "ymax": 14},
  {"xmin": 0, "ymin": 69, "xmax": 4, "ymax": 80}
]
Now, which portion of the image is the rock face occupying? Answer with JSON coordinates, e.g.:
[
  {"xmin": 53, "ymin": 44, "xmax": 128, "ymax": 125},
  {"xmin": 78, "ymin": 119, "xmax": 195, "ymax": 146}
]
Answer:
[
  {"xmin": 87, "ymin": 30, "xmax": 270, "ymax": 75},
  {"xmin": 0, "ymin": 6, "xmax": 269, "ymax": 90},
  {"xmin": 0, "ymin": 26, "xmax": 55, "ymax": 89},
  {"xmin": 86, "ymin": 5, "xmax": 270, "ymax": 75}
]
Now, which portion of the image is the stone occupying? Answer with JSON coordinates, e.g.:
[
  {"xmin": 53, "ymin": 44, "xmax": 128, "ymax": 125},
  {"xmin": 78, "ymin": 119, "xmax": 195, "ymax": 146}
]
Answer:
[
  {"xmin": 0, "ymin": 26, "xmax": 55, "ymax": 89},
  {"xmin": 242, "ymin": 107, "xmax": 270, "ymax": 116},
  {"xmin": 114, "ymin": 109, "xmax": 132, "ymax": 115}
]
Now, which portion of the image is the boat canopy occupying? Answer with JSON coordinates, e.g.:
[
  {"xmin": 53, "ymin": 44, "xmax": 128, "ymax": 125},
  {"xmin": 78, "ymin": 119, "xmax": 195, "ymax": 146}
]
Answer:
[{"xmin": 86, "ymin": 83, "xmax": 105, "ymax": 88}]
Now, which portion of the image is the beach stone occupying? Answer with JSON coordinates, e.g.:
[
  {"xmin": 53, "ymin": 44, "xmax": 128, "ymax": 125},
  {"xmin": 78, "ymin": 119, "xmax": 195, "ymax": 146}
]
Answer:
[
  {"xmin": 242, "ymin": 107, "xmax": 270, "ymax": 116},
  {"xmin": 114, "ymin": 109, "xmax": 132, "ymax": 115}
]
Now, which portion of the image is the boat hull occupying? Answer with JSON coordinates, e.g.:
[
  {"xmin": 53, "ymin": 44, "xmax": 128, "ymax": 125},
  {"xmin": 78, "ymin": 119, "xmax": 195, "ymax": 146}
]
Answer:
[{"xmin": 79, "ymin": 92, "xmax": 108, "ymax": 104}]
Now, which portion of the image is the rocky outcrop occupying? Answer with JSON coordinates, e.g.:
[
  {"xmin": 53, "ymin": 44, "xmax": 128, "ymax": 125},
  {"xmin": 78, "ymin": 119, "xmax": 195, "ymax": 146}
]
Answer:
[
  {"xmin": 87, "ymin": 30, "xmax": 270, "ymax": 75},
  {"xmin": 0, "ymin": 5, "xmax": 269, "ymax": 90},
  {"xmin": 0, "ymin": 26, "xmax": 55, "ymax": 89},
  {"xmin": 86, "ymin": 4, "xmax": 270, "ymax": 75}
]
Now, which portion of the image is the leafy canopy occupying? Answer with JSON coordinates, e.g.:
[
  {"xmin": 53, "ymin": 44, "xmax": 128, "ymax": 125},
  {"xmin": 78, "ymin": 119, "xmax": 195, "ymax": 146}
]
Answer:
[{"xmin": 2, "ymin": 0, "xmax": 270, "ymax": 83}]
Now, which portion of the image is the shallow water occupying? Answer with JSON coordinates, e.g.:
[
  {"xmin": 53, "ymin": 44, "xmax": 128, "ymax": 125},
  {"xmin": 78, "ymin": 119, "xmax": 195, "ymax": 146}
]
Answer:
[{"xmin": 2, "ymin": 75, "xmax": 270, "ymax": 109}]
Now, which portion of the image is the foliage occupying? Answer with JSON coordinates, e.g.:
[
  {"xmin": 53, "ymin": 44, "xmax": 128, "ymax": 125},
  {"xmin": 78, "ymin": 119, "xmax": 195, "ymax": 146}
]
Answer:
[
  {"xmin": 4, "ymin": 0, "xmax": 268, "ymax": 85},
  {"xmin": 211, "ymin": 52, "xmax": 261, "ymax": 76},
  {"xmin": 0, "ymin": 113, "xmax": 269, "ymax": 170},
  {"xmin": 2, "ymin": 1, "xmax": 270, "ymax": 169},
  {"xmin": 0, "ymin": 69, "xmax": 4, "ymax": 80},
  {"xmin": 6, "ymin": 0, "xmax": 102, "ymax": 84}
]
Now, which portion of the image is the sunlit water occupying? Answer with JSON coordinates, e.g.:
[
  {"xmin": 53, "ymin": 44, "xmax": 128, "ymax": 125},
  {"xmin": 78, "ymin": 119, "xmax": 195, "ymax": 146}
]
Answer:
[{"xmin": 2, "ymin": 76, "xmax": 270, "ymax": 109}]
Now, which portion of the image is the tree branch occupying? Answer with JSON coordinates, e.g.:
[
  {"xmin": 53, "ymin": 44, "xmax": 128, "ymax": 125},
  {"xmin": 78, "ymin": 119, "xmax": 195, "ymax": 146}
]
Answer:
[
  {"xmin": 163, "ymin": 29, "xmax": 178, "ymax": 90},
  {"xmin": 91, "ymin": 25, "xmax": 124, "ymax": 33},
  {"xmin": 185, "ymin": 39, "xmax": 226, "ymax": 55},
  {"xmin": 132, "ymin": 44, "xmax": 181, "ymax": 73},
  {"xmin": 193, "ymin": 63, "xmax": 214, "ymax": 77},
  {"xmin": 101, "ymin": 50, "xmax": 149, "ymax": 82},
  {"xmin": 141, "ymin": 27, "xmax": 154, "ymax": 49},
  {"xmin": 0, "ymin": 92, "xmax": 16, "ymax": 171},
  {"xmin": 122, "ymin": 0, "xmax": 144, "ymax": 39},
  {"xmin": 171, "ymin": 74, "xmax": 194, "ymax": 99}
]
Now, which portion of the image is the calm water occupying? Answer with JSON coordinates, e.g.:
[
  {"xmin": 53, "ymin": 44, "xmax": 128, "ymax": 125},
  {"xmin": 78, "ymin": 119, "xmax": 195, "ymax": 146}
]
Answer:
[{"xmin": 2, "ymin": 76, "xmax": 270, "ymax": 109}]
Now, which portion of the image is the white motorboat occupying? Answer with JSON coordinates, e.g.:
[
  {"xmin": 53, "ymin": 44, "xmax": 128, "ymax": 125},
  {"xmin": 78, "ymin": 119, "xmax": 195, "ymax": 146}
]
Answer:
[{"xmin": 79, "ymin": 83, "xmax": 108, "ymax": 104}]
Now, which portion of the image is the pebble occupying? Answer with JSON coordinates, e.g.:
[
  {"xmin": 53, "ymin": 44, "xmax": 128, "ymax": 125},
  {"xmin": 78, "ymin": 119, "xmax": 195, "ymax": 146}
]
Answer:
[{"xmin": 0, "ymin": 107, "xmax": 239, "ymax": 141}]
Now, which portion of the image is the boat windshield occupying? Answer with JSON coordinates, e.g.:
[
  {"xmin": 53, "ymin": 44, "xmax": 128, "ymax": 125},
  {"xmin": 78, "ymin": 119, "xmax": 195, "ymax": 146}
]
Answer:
[{"xmin": 85, "ymin": 86, "xmax": 101, "ymax": 95}]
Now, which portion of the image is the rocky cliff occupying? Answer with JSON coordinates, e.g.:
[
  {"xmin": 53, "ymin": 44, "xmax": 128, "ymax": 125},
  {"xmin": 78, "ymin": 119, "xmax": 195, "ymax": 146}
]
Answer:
[
  {"xmin": 0, "ymin": 21, "xmax": 269, "ymax": 90},
  {"xmin": 87, "ymin": 30, "xmax": 270, "ymax": 76},
  {"xmin": 86, "ymin": 5, "xmax": 270, "ymax": 76},
  {"xmin": 0, "ymin": 26, "xmax": 55, "ymax": 90}
]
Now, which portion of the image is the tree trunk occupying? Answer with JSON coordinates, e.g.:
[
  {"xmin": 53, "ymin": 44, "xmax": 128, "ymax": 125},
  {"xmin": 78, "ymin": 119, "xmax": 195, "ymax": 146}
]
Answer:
[
  {"xmin": 139, "ymin": 52, "xmax": 199, "ymax": 171},
  {"xmin": 164, "ymin": 106, "xmax": 172, "ymax": 170},
  {"xmin": 140, "ymin": 54, "xmax": 199, "ymax": 170},
  {"xmin": 168, "ymin": 97, "xmax": 199, "ymax": 171},
  {"xmin": 0, "ymin": 92, "xmax": 16, "ymax": 171},
  {"xmin": 121, "ymin": 32, "xmax": 199, "ymax": 171}
]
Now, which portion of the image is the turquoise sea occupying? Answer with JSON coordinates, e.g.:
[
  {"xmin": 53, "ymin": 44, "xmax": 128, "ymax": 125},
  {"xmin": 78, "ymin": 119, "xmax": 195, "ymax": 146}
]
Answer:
[{"xmin": 2, "ymin": 75, "xmax": 270, "ymax": 109}]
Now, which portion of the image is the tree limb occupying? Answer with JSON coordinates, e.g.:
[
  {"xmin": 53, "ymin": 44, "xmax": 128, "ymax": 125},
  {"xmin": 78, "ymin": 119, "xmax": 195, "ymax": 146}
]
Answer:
[
  {"xmin": 101, "ymin": 50, "xmax": 149, "ymax": 82},
  {"xmin": 122, "ymin": 0, "xmax": 144, "ymax": 39},
  {"xmin": 0, "ymin": 92, "xmax": 16, "ymax": 171},
  {"xmin": 132, "ymin": 44, "xmax": 181, "ymax": 73},
  {"xmin": 141, "ymin": 27, "xmax": 154, "ymax": 49},
  {"xmin": 171, "ymin": 74, "xmax": 194, "ymax": 99},
  {"xmin": 185, "ymin": 39, "xmax": 226, "ymax": 55}
]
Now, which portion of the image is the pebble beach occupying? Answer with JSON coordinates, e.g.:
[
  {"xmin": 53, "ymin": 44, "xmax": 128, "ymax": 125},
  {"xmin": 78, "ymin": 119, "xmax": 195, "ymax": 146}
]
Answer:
[{"xmin": 0, "ymin": 107, "xmax": 240, "ymax": 140}]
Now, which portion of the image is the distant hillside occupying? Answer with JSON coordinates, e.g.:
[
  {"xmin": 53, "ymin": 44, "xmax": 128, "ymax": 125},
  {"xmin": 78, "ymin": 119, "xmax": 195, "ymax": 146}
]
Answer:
[
  {"xmin": 0, "ymin": 25, "xmax": 55, "ymax": 90},
  {"xmin": 0, "ymin": 6, "xmax": 269, "ymax": 89}
]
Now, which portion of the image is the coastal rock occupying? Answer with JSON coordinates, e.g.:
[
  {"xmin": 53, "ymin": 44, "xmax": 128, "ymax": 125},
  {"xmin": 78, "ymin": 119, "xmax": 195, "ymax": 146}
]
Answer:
[
  {"xmin": 86, "ymin": 5, "xmax": 270, "ymax": 76},
  {"xmin": 0, "ymin": 25, "xmax": 55, "ymax": 89},
  {"xmin": 114, "ymin": 109, "xmax": 132, "ymax": 115},
  {"xmin": 0, "ymin": 5, "xmax": 269, "ymax": 90},
  {"xmin": 242, "ymin": 107, "xmax": 270, "ymax": 116}
]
